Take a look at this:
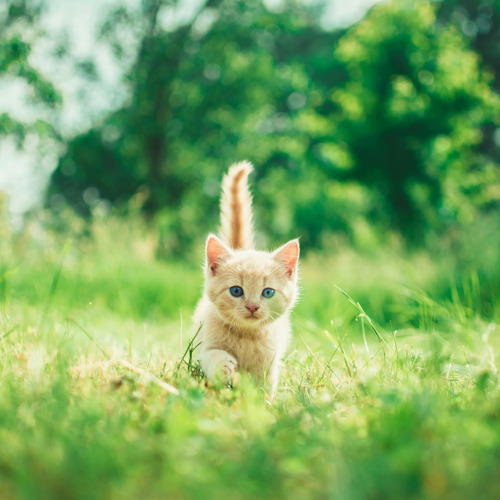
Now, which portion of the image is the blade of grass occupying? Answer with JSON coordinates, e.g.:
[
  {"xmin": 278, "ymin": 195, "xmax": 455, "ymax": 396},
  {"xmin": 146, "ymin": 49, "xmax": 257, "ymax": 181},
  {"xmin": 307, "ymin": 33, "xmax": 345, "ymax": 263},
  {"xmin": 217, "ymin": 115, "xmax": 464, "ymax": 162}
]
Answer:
[
  {"xmin": 0, "ymin": 324, "xmax": 18, "ymax": 341},
  {"xmin": 336, "ymin": 285, "xmax": 389, "ymax": 348},
  {"xmin": 330, "ymin": 320, "xmax": 353, "ymax": 378},
  {"xmin": 69, "ymin": 317, "xmax": 111, "ymax": 360},
  {"xmin": 38, "ymin": 240, "xmax": 71, "ymax": 331},
  {"xmin": 0, "ymin": 266, "xmax": 18, "ymax": 318},
  {"xmin": 318, "ymin": 343, "xmax": 341, "ymax": 385},
  {"xmin": 118, "ymin": 360, "xmax": 179, "ymax": 396},
  {"xmin": 175, "ymin": 323, "xmax": 202, "ymax": 374}
]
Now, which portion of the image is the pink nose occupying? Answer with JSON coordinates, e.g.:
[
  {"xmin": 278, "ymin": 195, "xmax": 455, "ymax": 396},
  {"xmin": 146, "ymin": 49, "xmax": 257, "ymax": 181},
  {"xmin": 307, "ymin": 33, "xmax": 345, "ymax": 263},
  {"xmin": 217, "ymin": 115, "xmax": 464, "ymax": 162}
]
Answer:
[{"xmin": 246, "ymin": 305, "xmax": 260, "ymax": 313}]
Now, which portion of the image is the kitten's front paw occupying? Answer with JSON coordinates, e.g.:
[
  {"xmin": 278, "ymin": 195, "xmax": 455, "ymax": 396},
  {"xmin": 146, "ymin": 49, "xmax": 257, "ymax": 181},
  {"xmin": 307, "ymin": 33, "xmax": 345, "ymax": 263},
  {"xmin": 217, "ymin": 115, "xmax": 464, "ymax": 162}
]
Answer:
[
  {"xmin": 219, "ymin": 357, "xmax": 237, "ymax": 377},
  {"xmin": 201, "ymin": 349, "xmax": 238, "ymax": 384}
]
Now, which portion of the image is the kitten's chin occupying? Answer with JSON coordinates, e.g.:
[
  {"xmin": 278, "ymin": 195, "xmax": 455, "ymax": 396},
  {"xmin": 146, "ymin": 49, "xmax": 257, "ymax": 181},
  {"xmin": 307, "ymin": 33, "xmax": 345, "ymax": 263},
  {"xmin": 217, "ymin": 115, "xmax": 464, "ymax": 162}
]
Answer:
[
  {"xmin": 245, "ymin": 315, "xmax": 262, "ymax": 323},
  {"xmin": 241, "ymin": 314, "xmax": 276, "ymax": 327}
]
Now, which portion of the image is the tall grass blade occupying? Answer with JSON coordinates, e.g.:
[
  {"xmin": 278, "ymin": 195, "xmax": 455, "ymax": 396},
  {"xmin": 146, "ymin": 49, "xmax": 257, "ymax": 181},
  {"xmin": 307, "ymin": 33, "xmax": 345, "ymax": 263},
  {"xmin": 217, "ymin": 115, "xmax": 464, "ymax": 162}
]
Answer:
[
  {"xmin": 69, "ymin": 317, "xmax": 111, "ymax": 360},
  {"xmin": 336, "ymin": 285, "xmax": 389, "ymax": 348},
  {"xmin": 175, "ymin": 323, "xmax": 202, "ymax": 374},
  {"xmin": 38, "ymin": 240, "xmax": 71, "ymax": 331},
  {"xmin": 0, "ymin": 324, "xmax": 18, "ymax": 341}
]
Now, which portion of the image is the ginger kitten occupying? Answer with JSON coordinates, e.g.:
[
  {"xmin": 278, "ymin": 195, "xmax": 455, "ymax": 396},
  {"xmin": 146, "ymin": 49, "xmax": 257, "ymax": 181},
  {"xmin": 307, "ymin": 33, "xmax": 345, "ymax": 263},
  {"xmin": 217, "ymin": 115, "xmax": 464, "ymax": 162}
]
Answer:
[{"xmin": 193, "ymin": 161, "xmax": 300, "ymax": 396}]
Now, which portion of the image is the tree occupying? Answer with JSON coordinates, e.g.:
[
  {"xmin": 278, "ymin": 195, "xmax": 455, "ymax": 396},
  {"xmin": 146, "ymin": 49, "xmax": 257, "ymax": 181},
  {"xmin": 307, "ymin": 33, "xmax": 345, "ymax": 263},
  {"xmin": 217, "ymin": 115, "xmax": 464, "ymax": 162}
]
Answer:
[
  {"xmin": 0, "ymin": 0, "xmax": 61, "ymax": 145},
  {"xmin": 48, "ymin": 0, "xmax": 331, "ymax": 251},
  {"xmin": 47, "ymin": 0, "xmax": 500, "ymax": 251},
  {"xmin": 309, "ymin": 0, "xmax": 500, "ymax": 237},
  {"xmin": 437, "ymin": 0, "xmax": 500, "ymax": 180}
]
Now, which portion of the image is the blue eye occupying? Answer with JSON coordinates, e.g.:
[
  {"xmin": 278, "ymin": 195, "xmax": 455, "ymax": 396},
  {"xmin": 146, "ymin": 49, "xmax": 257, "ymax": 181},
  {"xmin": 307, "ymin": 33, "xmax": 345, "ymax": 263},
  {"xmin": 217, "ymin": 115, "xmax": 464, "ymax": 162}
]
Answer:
[
  {"xmin": 262, "ymin": 288, "xmax": 275, "ymax": 298},
  {"xmin": 230, "ymin": 286, "xmax": 244, "ymax": 297}
]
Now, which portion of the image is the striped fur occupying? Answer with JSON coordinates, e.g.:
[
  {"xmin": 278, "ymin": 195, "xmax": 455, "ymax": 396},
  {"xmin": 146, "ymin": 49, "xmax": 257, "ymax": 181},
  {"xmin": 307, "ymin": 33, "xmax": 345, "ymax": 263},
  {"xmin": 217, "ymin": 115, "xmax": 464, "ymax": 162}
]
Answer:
[{"xmin": 220, "ymin": 161, "xmax": 254, "ymax": 250}]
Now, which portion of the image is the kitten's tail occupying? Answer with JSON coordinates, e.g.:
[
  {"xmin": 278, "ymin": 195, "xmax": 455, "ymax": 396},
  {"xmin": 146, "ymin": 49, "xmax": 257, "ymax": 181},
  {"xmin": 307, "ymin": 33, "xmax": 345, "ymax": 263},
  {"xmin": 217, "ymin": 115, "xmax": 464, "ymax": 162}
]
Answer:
[{"xmin": 220, "ymin": 161, "xmax": 254, "ymax": 250}]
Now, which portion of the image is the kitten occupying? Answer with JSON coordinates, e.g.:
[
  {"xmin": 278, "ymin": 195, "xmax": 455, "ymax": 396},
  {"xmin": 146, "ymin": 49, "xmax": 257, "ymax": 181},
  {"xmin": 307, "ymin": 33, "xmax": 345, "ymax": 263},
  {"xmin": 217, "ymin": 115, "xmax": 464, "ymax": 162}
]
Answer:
[{"xmin": 193, "ymin": 161, "xmax": 300, "ymax": 396}]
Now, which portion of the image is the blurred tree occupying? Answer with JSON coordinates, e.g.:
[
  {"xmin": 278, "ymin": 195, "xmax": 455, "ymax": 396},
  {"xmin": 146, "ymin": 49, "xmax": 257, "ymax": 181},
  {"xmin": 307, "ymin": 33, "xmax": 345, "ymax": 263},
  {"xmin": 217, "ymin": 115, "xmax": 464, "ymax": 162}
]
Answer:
[
  {"xmin": 438, "ymin": 0, "xmax": 500, "ymax": 90},
  {"xmin": 48, "ymin": 0, "xmax": 500, "ymax": 252},
  {"xmin": 437, "ymin": 0, "xmax": 500, "ymax": 193},
  {"xmin": 0, "ymin": 0, "xmax": 61, "ymax": 145},
  {"xmin": 311, "ymin": 0, "xmax": 500, "ymax": 238},
  {"xmin": 48, "ymin": 0, "xmax": 333, "ymax": 252}
]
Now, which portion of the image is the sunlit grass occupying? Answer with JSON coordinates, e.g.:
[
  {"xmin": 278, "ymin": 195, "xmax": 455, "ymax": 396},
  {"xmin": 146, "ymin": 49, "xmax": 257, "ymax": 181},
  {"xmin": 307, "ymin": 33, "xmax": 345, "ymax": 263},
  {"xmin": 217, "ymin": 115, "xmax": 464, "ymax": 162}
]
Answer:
[{"xmin": 0, "ymin": 213, "xmax": 499, "ymax": 499}]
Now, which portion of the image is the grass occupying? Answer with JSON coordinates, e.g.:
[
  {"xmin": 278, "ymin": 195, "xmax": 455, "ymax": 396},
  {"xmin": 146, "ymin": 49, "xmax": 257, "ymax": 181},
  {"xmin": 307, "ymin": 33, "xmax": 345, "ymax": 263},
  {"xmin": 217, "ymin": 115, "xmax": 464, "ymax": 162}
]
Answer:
[{"xmin": 0, "ymin": 212, "xmax": 499, "ymax": 499}]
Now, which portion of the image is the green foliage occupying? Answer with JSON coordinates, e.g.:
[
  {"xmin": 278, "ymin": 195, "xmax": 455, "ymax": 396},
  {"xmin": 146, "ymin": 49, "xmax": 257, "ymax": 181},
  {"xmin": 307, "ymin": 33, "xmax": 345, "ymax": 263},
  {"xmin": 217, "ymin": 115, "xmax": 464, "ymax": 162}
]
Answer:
[
  {"xmin": 320, "ymin": 0, "xmax": 500, "ymax": 234},
  {"xmin": 0, "ymin": 1, "xmax": 61, "ymax": 146},
  {"xmin": 46, "ymin": 0, "xmax": 500, "ymax": 252},
  {"xmin": 0, "ymin": 34, "xmax": 60, "ymax": 106},
  {"xmin": 438, "ymin": 0, "xmax": 500, "ymax": 91},
  {"xmin": 49, "ymin": 0, "xmax": 327, "ymax": 251}
]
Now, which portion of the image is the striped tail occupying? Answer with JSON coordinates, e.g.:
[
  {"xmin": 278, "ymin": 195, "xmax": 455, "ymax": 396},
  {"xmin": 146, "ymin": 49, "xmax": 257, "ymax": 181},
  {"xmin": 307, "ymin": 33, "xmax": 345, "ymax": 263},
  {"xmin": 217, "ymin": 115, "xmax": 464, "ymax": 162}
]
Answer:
[{"xmin": 220, "ymin": 161, "xmax": 254, "ymax": 250}]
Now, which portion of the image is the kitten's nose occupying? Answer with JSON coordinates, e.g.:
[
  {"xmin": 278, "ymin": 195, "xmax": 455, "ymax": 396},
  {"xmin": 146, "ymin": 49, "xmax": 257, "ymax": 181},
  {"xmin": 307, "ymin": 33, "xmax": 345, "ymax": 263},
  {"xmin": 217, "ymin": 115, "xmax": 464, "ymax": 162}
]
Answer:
[{"xmin": 246, "ymin": 304, "xmax": 260, "ymax": 314}]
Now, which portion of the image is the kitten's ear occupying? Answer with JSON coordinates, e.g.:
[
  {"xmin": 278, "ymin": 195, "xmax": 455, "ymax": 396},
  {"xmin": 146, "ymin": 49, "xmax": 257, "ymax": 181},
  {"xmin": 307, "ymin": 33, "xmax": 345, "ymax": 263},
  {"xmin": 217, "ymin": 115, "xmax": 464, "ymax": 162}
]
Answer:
[
  {"xmin": 206, "ymin": 234, "xmax": 232, "ymax": 275},
  {"xmin": 273, "ymin": 239, "xmax": 300, "ymax": 277}
]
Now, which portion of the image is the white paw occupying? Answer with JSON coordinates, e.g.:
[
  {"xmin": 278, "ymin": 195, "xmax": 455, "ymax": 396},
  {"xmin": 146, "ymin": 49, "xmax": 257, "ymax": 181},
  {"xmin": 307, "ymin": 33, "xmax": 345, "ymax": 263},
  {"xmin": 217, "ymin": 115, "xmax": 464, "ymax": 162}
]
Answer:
[
  {"xmin": 219, "ymin": 356, "xmax": 238, "ymax": 377},
  {"xmin": 201, "ymin": 349, "xmax": 238, "ymax": 383}
]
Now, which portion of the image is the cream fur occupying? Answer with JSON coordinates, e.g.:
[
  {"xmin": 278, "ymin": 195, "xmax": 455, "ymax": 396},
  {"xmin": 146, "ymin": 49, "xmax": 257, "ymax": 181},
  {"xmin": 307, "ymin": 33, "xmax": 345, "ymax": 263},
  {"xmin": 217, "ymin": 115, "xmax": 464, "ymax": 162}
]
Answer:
[{"xmin": 193, "ymin": 161, "xmax": 299, "ymax": 396}]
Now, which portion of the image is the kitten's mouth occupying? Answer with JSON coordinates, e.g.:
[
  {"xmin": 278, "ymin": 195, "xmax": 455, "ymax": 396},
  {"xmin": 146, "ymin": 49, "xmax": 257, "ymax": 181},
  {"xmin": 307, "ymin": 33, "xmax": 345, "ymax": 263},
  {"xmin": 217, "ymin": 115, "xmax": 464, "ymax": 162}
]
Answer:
[{"xmin": 245, "ymin": 313, "xmax": 262, "ymax": 321}]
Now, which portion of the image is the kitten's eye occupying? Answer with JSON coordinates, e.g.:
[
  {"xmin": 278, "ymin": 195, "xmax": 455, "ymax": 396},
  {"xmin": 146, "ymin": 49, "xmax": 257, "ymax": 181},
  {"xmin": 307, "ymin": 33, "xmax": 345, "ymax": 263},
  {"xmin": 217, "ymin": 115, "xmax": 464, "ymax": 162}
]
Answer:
[
  {"xmin": 262, "ymin": 288, "xmax": 275, "ymax": 298},
  {"xmin": 229, "ymin": 286, "xmax": 244, "ymax": 297}
]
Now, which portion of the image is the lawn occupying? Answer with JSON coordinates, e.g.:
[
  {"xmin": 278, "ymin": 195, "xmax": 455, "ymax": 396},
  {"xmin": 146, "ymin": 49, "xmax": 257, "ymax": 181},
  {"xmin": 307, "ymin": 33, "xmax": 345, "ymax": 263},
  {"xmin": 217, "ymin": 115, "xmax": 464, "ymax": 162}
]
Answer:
[{"xmin": 0, "ymin": 214, "xmax": 499, "ymax": 500}]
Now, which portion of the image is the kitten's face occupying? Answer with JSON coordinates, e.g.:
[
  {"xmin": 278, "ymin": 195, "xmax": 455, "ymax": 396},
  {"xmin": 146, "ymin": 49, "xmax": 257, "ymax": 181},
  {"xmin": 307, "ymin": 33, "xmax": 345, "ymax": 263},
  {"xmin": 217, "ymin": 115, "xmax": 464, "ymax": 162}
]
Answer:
[{"xmin": 205, "ymin": 236, "xmax": 299, "ymax": 329}]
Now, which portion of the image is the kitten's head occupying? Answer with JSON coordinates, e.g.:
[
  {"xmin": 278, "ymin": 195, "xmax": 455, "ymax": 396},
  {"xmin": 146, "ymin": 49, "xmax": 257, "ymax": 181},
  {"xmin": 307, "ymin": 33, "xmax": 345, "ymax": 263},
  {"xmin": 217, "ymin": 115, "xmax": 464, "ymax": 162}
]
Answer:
[{"xmin": 204, "ymin": 235, "xmax": 299, "ymax": 329}]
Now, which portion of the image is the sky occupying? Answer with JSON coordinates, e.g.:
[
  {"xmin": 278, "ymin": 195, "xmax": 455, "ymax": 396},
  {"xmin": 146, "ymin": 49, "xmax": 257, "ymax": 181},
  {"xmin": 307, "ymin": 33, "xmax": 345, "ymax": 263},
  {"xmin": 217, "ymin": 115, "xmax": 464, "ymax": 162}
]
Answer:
[{"xmin": 0, "ymin": 0, "xmax": 382, "ymax": 226}]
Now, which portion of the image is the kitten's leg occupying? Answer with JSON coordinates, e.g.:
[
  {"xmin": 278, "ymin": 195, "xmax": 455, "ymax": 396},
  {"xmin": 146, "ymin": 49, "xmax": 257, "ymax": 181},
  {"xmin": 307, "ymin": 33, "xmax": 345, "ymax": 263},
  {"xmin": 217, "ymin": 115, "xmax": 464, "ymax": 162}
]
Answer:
[
  {"xmin": 199, "ymin": 349, "xmax": 238, "ymax": 384},
  {"xmin": 267, "ymin": 360, "xmax": 281, "ymax": 400}
]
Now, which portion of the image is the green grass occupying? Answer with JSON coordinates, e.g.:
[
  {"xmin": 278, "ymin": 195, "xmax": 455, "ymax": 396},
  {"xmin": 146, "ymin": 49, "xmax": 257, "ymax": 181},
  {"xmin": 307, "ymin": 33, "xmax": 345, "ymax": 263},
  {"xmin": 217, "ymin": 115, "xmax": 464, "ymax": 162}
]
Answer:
[{"xmin": 0, "ymin": 213, "xmax": 499, "ymax": 499}]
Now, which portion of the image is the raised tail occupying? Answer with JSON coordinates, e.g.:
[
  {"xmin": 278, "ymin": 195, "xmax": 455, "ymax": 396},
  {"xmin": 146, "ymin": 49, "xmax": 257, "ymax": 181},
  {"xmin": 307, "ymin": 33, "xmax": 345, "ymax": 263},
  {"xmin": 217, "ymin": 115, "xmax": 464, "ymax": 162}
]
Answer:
[{"xmin": 220, "ymin": 161, "xmax": 254, "ymax": 250}]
